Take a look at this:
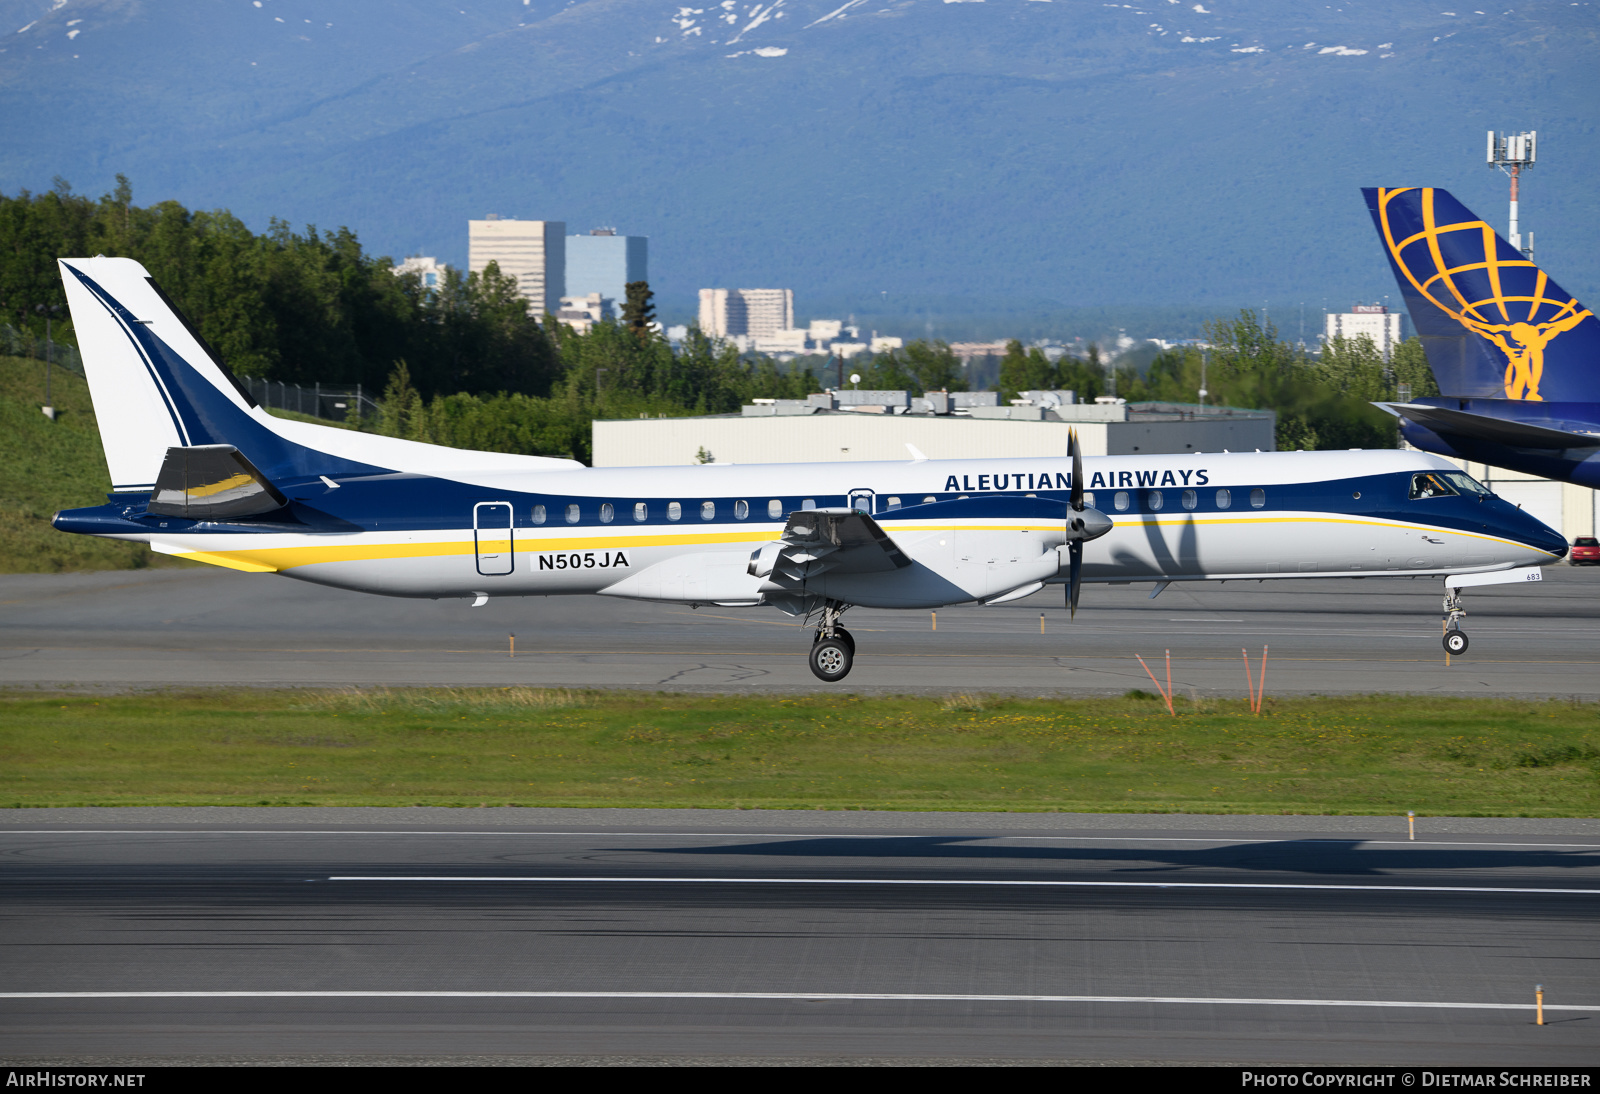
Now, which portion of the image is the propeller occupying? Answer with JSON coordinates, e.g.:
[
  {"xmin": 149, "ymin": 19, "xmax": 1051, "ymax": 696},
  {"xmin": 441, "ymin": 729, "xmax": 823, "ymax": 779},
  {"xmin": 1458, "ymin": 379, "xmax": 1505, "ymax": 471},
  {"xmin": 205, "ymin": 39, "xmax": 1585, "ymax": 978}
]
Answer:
[{"xmin": 1063, "ymin": 428, "xmax": 1112, "ymax": 619}]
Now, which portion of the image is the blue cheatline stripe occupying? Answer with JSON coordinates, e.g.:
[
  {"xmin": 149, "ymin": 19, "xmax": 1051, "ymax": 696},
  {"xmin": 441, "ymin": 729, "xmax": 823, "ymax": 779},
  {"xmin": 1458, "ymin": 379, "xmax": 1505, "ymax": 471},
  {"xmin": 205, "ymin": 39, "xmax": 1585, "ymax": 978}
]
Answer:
[
  {"xmin": 324, "ymin": 876, "xmax": 1600, "ymax": 895},
  {"xmin": 0, "ymin": 990, "xmax": 1587, "ymax": 1011}
]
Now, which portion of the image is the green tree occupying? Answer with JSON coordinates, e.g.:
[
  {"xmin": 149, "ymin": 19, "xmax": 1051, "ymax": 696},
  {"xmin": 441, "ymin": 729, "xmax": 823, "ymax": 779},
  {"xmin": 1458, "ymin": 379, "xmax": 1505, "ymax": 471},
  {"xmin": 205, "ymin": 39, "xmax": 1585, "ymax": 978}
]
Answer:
[
  {"xmin": 621, "ymin": 280, "xmax": 656, "ymax": 344},
  {"xmin": 997, "ymin": 339, "xmax": 1054, "ymax": 401}
]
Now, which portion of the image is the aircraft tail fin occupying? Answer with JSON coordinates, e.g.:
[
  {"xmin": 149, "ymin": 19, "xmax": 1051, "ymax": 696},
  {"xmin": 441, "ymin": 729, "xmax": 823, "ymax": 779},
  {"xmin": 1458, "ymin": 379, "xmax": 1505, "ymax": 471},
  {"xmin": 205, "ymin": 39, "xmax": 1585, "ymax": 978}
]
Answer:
[
  {"xmin": 1363, "ymin": 187, "xmax": 1600, "ymax": 403},
  {"xmin": 59, "ymin": 257, "xmax": 582, "ymax": 494}
]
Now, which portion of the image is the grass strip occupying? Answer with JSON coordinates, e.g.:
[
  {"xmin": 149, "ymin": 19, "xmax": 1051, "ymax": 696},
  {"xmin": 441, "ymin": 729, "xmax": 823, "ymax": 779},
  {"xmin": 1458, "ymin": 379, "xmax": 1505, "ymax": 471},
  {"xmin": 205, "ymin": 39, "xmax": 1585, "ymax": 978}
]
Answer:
[{"xmin": 3, "ymin": 689, "xmax": 1598, "ymax": 815}]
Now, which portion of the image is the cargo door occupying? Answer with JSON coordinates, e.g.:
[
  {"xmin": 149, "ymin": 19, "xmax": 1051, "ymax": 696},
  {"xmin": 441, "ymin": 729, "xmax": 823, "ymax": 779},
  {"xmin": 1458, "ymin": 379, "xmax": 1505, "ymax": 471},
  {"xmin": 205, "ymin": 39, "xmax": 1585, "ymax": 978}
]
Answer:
[{"xmin": 474, "ymin": 501, "xmax": 515, "ymax": 576}]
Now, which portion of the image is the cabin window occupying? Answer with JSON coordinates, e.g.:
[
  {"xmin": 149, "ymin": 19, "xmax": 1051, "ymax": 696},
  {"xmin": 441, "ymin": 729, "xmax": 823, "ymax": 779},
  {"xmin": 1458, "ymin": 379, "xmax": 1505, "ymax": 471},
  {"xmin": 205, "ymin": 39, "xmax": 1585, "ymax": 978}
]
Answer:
[
  {"xmin": 767, "ymin": 499, "xmax": 783, "ymax": 519},
  {"xmin": 735, "ymin": 500, "xmax": 749, "ymax": 520},
  {"xmin": 667, "ymin": 502, "xmax": 682, "ymax": 521},
  {"xmin": 1083, "ymin": 492, "xmax": 1095, "ymax": 509},
  {"xmin": 1250, "ymin": 488, "xmax": 1266, "ymax": 509},
  {"xmin": 565, "ymin": 503, "xmax": 580, "ymax": 524},
  {"xmin": 1113, "ymin": 491, "xmax": 1130, "ymax": 512},
  {"xmin": 1147, "ymin": 490, "xmax": 1164, "ymax": 511},
  {"xmin": 802, "ymin": 499, "xmax": 817, "ymax": 510},
  {"xmin": 923, "ymin": 496, "xmax": 937, "ymax": 505},
  {"xmin": 701, "ymin": 501, "xmax": 716, "ymax": 520},
  {"xmin": 1216, "ymin": 488, "xmax": 1232, "ymax": 509},
  {"xmin": 1182, "ymin": 489, "xmax": 1197, "ymax": 510},
  {"xmin": 1410, "ymin": 472, "xmax": 1459, "ymax": 500},
  {"xmin": 633, "ymin": 502, "xmax": 648, "ymax": 521},
  {"xmin": 885, "ymin": 496, "xmax": 902, "ymax": 510},
  {"xmin": 599, "ymin": 503, "xmax": 614, "ymax": 524},
  {"xmin": 532, "ymin": 505, "xmax": 546, "ymax": 525}
]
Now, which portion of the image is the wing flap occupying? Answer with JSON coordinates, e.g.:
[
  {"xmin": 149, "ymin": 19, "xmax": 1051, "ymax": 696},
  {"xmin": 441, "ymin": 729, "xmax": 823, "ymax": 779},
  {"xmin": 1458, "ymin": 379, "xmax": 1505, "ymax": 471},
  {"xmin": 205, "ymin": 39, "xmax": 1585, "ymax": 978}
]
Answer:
[{"xmin": 750, "ymin": 507, "xmax": 912, "ymax": 586}]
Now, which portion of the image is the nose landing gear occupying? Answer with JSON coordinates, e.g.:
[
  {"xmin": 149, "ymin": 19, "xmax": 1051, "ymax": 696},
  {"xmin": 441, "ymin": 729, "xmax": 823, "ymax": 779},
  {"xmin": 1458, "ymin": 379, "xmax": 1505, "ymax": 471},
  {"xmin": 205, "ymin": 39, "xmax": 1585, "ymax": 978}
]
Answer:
[
  {"xmin": 1442, "ymin": 588, "xmax": 1468, "ymax": 655},
  {"xmin": 808, "ymin": 601, "xmax": 855, "ymax": 681}
]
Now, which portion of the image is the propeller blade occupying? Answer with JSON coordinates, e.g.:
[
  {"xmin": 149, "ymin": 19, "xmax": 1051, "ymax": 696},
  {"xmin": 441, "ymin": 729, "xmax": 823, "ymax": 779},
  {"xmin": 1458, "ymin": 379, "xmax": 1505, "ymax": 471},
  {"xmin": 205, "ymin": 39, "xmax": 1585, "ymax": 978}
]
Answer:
[
  {"xmin": 1069, "ymin": 428, "xmax": 1084, "ymax": 512},
  {"xmin": 1068, "ymin": 540, "xmax": 1082, "ymax": 619}
]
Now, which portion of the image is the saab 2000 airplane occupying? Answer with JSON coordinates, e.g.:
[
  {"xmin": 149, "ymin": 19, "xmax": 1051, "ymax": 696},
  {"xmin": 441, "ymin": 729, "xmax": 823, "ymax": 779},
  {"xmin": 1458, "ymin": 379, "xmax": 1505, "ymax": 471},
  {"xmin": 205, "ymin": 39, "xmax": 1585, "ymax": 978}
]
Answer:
[
  {"xmin": 51, "ymin": 257, "xmax": 1566, "ymax": 676},
  {"xmin": 1365, "ymin": 186, "xmax": 1600, "ymax": 489}
]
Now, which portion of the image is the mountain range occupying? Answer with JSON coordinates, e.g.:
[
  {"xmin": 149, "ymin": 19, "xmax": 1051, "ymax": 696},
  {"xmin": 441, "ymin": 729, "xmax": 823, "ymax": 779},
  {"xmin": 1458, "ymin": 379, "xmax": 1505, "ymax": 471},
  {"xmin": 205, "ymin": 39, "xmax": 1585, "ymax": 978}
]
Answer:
[{"xmin": 1, "ymin": 0, "xmax": 1595, "ymax": 336}]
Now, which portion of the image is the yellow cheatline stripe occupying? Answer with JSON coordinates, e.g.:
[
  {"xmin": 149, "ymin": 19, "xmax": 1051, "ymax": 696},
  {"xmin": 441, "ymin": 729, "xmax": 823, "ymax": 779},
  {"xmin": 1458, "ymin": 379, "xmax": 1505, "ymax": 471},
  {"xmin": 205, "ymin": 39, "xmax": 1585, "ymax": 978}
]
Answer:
[
  {"xmin": 1113, "ymin": 514, "xmax": 1557, "ymax": 555},
  {"xmin": 165, "ymin": 513, "xmax": 1557, "ymax": 572},
  {"xmin": 175, "ymin": 550, "xmax": 280, "ymax": 573}
]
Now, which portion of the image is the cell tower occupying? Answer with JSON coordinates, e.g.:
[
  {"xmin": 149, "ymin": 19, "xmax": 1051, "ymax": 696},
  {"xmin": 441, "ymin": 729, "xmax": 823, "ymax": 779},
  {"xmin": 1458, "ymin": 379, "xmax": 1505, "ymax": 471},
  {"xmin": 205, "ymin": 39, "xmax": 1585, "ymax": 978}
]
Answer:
[{"xmin": 1486, "ymin": 130, "xmax": 1537, "ymax": 259}]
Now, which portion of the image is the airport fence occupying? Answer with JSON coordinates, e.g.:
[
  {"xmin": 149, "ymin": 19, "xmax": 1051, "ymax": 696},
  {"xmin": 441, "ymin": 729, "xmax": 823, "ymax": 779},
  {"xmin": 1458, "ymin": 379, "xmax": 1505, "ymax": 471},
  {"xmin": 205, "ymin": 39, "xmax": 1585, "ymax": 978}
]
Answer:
[
  {"xmin": 2, "ymin": 323, "xmax": 85, "ymax": 378},
  {"xmin": 240, "ymin": 377, "xmax": 379, "ymax": 423},
  {"xmin": 3, "ymin": 325, "xmax": 378, "ymax": 423}
]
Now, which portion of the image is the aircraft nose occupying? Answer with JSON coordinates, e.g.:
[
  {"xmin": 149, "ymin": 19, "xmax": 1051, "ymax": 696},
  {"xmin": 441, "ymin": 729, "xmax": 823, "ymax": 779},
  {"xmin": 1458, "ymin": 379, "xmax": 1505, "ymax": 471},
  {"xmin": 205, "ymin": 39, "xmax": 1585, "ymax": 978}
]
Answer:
[{"xmin": 1507, "ymin": 508, "xmax": 1568, "ymax": 559}]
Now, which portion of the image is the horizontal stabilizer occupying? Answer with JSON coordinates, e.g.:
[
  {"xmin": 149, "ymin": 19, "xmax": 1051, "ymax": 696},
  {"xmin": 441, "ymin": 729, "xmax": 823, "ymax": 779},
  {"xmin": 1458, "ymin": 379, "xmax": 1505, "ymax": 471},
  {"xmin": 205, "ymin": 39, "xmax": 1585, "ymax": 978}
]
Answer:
[
  {"xmin": 1378, "ymin": 402, "xmax": 1600, "ymax": 450},
  {"xmin": 147, "ymin": 445, "xmax": 288, "ymax": 519}
]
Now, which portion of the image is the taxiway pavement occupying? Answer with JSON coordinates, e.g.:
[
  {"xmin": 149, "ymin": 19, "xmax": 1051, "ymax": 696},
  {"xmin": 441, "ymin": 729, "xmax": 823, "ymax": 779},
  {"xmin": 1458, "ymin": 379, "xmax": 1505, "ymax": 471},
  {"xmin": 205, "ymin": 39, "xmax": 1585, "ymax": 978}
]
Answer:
[
  {"xmin": 2, "ymin": 566, "xmax": 1599, "ymax": 695},
  {"xmin": 1, "ymin": 809, "xmax": 1595, "ymax": 1064}
]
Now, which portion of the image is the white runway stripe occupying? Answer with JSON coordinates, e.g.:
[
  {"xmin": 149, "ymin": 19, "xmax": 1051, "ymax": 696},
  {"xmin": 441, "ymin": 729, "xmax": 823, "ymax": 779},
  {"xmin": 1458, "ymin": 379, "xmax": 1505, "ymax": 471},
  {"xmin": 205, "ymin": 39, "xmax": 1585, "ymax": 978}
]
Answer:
[
  {"xmin": 325, "ymin": 875, "xmax": 1600, "ymax": 894},
  {"xmin": 9, "ymin": 831, "xmax": 1597, "ymax": 849},
  {"xmin": 0, "ymin": 991, "xmax": 1588, "ymax": 1012}
]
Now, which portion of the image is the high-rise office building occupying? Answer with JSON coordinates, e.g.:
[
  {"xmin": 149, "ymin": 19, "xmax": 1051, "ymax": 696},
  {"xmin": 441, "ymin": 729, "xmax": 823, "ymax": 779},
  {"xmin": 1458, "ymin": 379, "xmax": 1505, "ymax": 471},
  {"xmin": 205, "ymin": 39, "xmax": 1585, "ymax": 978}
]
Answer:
[
  {"xmin": 390, "ymin": 256, "xmax": 448, "ymax": 292},
  {"xmin": 468, "ymin": 216, "xmax": 565, "ymax": 314},
  {"xmin": 698, "ymin": 288, "xmax": 794, "ymax": 339},
  {"xmin": 566, "ymin": 228, "xmax": 648, "ymax": 317},
  {"xmin": 1324, "ymin": 303, "xmax": 1405, "ymax": 359}
]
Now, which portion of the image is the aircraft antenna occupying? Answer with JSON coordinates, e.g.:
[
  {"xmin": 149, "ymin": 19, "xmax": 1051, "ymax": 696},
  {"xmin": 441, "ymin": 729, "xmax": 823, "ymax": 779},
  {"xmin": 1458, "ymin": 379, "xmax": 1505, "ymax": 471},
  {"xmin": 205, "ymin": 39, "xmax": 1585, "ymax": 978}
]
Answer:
[{"xmin": 1487, "ymin": 130, "xmax": 1537, "ymax": 260}]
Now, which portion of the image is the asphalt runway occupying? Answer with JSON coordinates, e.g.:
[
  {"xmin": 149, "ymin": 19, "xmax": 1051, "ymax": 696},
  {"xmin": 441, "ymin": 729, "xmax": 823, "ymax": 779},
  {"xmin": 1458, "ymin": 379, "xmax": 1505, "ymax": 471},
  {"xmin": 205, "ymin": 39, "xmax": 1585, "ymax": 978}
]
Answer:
[
  {"xmin": 3, "ymin": 565, "xmax": 1600, "ymax": 696},
  {"xmin": 1, "ymin": 809, "xmax": 1595, "ymax": 1065}
]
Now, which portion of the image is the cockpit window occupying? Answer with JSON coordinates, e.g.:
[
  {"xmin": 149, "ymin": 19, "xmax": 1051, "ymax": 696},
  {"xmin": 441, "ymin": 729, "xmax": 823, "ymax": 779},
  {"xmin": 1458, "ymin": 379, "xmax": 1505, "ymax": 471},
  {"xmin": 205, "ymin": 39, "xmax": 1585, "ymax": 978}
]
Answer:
[
  {"xmin": 1441, "ymin": 471, "xmax": 1492, "ymax": 497},
  {"xmin": 1409, "ymin": 472, "xmax": 1459, "ymax": 500}
]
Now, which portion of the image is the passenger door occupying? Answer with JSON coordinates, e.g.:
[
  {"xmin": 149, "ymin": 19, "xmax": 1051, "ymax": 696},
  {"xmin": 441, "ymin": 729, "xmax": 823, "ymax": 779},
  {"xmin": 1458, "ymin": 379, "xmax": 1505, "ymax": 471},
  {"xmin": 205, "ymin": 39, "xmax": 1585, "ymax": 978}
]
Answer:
[
  {"xmin": 848, "ymin": 488, "xmax": 875, "ymax": 514},
  {"xmin": 474, "ymin": 501, "xmax": 515, "ymax": 576}
]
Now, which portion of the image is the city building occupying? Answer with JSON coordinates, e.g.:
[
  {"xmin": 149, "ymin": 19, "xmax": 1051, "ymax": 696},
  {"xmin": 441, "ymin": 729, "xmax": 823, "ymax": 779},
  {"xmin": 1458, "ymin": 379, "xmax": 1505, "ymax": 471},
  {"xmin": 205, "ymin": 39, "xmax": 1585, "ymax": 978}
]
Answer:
[
  {"xmin": 1324, "ymin": 303, "xmax": 1405, "ymax": 358},
  {"xmin": 555, "ymin": 293, "xmax": 606, "ymax": 334},
  {"xmin": 468, "ymin": 216, "xmax": 565, "ymax": 315},
  {"xmin": 390, "ymin": 256, "xmax": 448, "ymax": 291},
  {"xmin": 699, "ymin": 288, "xmax": 795, "ymax": 340},
  {"xmin": 566, "ymin": 228, "xmax": 647, "ymax": 319}
]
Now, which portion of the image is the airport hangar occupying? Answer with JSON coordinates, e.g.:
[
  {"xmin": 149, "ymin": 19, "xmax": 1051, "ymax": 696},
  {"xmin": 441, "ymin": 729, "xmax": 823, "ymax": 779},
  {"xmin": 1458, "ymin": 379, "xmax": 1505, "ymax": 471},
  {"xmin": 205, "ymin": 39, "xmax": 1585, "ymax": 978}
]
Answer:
[
  {"xmin": 593, "ymin": 389, "xmax": 1598, "ymax": 543},
  {"xmin": 593, "ymin": 390, "xmax": 1277, "ymax": 470}
]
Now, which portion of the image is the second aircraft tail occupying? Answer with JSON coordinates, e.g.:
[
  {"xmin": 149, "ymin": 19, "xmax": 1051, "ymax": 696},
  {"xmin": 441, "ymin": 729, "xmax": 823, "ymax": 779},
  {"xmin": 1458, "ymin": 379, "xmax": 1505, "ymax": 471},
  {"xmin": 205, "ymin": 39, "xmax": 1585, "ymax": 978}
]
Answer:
[{"xmin": 1363, "ymin": 187, "xmax": 1600, "ymax": 404}]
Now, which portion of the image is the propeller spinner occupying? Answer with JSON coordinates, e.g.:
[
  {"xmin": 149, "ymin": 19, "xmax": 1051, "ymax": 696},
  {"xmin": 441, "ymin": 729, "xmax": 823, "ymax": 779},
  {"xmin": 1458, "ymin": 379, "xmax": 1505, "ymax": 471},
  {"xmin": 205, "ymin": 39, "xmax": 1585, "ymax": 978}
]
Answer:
[{"xmin": 1064, "ymin": 428, "xmax": 1113, "ymax": 618}]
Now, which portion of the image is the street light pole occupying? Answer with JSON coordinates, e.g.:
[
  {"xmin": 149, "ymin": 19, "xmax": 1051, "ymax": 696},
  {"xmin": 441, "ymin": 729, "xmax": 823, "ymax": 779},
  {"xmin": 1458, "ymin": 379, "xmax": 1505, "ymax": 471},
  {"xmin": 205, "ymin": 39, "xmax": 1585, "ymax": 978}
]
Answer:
[{"xmin": 35, "ymin": 303, "xmax": 61, "ymax": 421}]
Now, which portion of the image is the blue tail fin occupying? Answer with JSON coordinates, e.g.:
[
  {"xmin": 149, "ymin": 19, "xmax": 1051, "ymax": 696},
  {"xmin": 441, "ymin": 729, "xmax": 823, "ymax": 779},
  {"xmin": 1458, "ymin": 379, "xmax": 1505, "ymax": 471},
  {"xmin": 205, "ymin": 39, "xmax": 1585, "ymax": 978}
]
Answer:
[{"xmin": 1363, "ymin": 187, "xmax": 1600, "ymax": 403}]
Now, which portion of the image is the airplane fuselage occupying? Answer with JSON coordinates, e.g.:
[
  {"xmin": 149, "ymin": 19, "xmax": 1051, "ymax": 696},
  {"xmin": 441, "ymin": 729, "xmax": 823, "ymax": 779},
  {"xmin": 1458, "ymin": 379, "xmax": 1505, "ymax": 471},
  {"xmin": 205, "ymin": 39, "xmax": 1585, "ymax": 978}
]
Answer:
[{"xmin": 57, "ymin": 448, "xmax": 1567, "ymax": 609}]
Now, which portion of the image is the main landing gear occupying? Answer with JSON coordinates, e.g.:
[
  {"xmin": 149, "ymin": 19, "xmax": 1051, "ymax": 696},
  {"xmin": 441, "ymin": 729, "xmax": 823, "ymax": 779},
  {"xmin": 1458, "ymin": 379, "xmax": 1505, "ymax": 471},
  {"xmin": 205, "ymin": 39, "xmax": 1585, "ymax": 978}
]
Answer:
[
  {"xmin": 808, "ymin": 601, "xmax": 855, "ymax": 681},
  {"xmin": 1442, "ymin": 588, "xmax": 1468, "ymax": 655}
]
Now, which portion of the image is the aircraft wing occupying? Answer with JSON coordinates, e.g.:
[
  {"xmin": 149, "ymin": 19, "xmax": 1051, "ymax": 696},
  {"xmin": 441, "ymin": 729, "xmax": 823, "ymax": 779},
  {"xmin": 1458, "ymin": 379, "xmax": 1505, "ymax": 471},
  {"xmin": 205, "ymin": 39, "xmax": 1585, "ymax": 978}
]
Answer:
[
  {"xmin": 749, "ymin": 507, "xmax": 912, "ymax": 584},
  {"xmin": 1377, "ymin": 402, "xmax": 1600, "ymax": 451}
]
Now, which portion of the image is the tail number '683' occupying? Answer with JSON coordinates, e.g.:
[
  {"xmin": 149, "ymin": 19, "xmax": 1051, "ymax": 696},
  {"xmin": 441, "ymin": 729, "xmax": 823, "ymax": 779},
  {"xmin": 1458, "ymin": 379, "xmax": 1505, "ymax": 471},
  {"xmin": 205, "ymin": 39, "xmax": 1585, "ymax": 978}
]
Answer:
[{"xmin": 537, "ymin": 550, "xmax": 631, "ymax": 571}]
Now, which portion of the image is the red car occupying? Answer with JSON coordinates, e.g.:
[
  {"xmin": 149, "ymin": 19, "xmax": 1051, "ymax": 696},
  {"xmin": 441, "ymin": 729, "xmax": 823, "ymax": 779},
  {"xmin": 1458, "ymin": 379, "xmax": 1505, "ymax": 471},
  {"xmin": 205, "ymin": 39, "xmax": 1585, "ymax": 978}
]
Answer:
[{"xmin": 1572, "ymin": 537, "xmax": 1600, "ymax": 565}]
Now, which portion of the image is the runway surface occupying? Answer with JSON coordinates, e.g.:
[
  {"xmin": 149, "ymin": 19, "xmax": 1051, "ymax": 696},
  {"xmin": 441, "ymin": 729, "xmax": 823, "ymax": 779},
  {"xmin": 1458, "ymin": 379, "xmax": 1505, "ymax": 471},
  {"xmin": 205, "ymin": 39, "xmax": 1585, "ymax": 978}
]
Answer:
[
  {"xmin": 3, "ymin": 565, "xmax": 1600, "ymax": 696},
  {"xmin": 2, "ymin": 809, "xmax": 1596, "ymax": 1064}
]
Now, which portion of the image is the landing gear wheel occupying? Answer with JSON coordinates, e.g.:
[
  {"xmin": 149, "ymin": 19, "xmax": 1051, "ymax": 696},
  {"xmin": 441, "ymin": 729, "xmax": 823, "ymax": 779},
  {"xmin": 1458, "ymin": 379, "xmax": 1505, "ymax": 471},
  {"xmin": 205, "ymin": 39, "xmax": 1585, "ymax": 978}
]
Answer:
[
  {"xmin": 1443, "ymin": 629, "xmax": 1468, "ymax": 655},
  {"xmin": 809, "ymin": 637, "xmax": 854, "ymax": 682}
]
